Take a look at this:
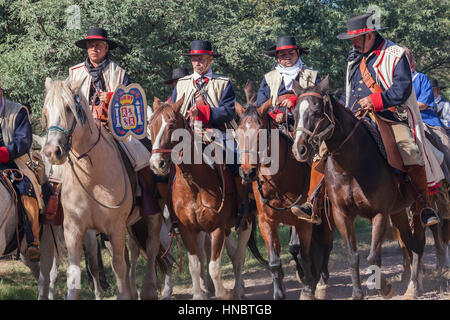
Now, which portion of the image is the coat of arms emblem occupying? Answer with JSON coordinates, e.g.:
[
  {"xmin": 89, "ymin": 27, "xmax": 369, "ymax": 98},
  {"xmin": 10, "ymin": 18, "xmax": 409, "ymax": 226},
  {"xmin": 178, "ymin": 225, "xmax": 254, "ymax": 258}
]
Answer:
[{"xmin": 108, "ymin": 83, "xmax": 147, "ymax": 141}]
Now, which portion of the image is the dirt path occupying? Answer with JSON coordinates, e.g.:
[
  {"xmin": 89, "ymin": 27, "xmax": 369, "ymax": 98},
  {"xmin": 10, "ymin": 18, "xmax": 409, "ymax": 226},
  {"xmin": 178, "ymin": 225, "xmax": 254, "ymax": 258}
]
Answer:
[{"xmin": 171, "ymin": 234, "xmax": 449, "ymax": 300}]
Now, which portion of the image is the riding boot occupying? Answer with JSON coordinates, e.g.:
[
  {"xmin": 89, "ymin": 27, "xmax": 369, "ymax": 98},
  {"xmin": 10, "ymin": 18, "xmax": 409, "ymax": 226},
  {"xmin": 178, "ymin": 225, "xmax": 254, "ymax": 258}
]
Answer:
[
  {"xmin": 21, "ymin": 195, "xmax": 40, "ymax": 262},
  {"xmin": 405, "ymin": 164, "xmax": 440, "ymax": 227},
  {"xmin": 137, "ymin": 166, "xmax": 162, "ymax": 216},
  {"xmin": 291, "ymin": 160, "xmax": 323, "ymax": 224}
]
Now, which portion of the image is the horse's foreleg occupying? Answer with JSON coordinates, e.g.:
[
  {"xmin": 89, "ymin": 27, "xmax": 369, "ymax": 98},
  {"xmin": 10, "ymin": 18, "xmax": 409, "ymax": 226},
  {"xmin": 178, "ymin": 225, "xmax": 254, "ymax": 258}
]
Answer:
[
  {"xmin": 231, "ymin": 220, "xmax": 252, "ymax": 300},
  {"xmin": 198, "ymin": 232, "xmax": 214, "ymax": 296},
  {"xmin": 430, "ymin": 221, "xmax": 445, "ymax": 275},
  {"xmin": 333, "ymin": 209, "xmax": 363, "ymax": 300},
  {"xmin": 35, "ymin": 225, "xmax": 55, "ymax": 299},
  {"xmin": 128, "ymin": 237, "xmax": 140, "ymax": 300},
  {"xmin": 159, "ymin": 220, "xmax": 174, "ymax": 300},
  {"xmin": 209, "ymin": 228, "xmax": 232, "ymax": 300},
  {"xmin": 404, "ymin": 214, "xmax": 426, "ymax": 299},
  {"xmin": 83, "ymin": 230, "xmax": 103, "ymax": 300},
  {"xmin": 141, "ymin": 214, "xmax": 162, "ymax": 300},
  {"xmin": 368, "ymin": 213, "xmax": 394, "ymax": 299},
  {"xmin": 109, "ymin": 227, "xmax": 132, "ymax": 300},
  {"xmin": 259, "ymin": 216, "xmax": 285, "ymax": 300},
  {"xmin": 390, "ymin": 210, "xmax": 412, "ymax": 282},
  {"xmin": 64, "ymin": 225, "xmax": 84, "ymax": 300},
  {"xmin": 295, "ymin": 221, "xmax": 316, "ymax": 300},
  {"xmin": 181, "ymin": 226, "xmax": 205, "ymax": 300}
]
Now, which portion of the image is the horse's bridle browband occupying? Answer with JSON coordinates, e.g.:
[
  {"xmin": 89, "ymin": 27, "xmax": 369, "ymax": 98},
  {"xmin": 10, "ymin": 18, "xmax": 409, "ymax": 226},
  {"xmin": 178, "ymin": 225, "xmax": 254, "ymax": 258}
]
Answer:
[{"xmin": 295, "ymin": 92, "xmax": 335, "ymax": 147}]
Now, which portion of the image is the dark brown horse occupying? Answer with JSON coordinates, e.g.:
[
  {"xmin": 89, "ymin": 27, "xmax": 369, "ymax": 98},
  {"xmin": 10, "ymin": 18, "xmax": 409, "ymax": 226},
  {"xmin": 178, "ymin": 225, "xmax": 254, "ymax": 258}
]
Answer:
[
  {"xmin": 235, "ymin": 97, "xmax": 321, "ymax": 300},
  {"xmin": 148, "ymin": 96, "xmax": 252, "ymax": 300},
  {"xmin": 292, "ymin": 77, "xmax": 427, "ymax": 299}
]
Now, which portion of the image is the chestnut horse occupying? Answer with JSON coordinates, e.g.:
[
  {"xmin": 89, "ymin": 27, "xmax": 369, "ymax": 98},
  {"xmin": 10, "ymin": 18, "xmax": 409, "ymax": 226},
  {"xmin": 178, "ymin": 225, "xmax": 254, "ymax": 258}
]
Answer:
[
  {"xmin": 149, "ymin": 96, "xmax": 252, "ymax": 300},
  {"xmin": 292, "ymin": 77, "xmax": 428, "ymax": 299},
  {"xmin": 235, "ymin": 98, "xmax": 321, "ymax": 300}
]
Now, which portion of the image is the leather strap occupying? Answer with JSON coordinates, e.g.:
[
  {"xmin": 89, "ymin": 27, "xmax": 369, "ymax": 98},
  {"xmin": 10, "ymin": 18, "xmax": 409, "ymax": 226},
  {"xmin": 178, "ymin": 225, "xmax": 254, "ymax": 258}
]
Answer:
[
  {"xmin": 360, "ymin": 57, "xmax": 384, "ymax": 93},
  {"xmin": 359, "ymin": 57, "xmax": 396, "ymax": 113}
]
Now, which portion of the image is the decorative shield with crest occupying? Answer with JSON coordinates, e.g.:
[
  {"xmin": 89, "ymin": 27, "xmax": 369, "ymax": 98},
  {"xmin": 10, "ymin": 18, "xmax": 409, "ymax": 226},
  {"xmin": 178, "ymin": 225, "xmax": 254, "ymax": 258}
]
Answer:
[{"xmin": 108, "ymin": 83, "xmax": 147, "ymax": 141}]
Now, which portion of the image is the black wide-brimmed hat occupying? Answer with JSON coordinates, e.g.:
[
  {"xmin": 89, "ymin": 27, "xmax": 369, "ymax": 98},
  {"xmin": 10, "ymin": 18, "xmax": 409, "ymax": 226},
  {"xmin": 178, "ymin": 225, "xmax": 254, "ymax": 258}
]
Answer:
[
  {"xmin": 164, "ymin": 67, "xmax": 190, "ymax": 84},
  {"xmin": 430, "ymin": 78, "xmax": 447, "ymax": 90},
  {"xmin": 336, "ymin": 13, "xmax": 388, "ymax": 40},
  {"xmin": 75, "ymin": 27, "xmax": 118, "ymax": 50},
  {"xmin": 265, "ymin": 36, "xmax": 308, "ymax": 57},
  {"xmin": 182, "ymin": 40, "xmax": 222, "ymax": 57}
]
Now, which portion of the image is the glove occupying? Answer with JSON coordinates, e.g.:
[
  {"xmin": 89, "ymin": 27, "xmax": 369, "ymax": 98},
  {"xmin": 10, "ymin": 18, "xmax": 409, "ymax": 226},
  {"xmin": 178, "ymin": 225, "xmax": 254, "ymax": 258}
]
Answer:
[{"xmin": 0, "ymin": 146, "xmax": 9, "ymax": 163}]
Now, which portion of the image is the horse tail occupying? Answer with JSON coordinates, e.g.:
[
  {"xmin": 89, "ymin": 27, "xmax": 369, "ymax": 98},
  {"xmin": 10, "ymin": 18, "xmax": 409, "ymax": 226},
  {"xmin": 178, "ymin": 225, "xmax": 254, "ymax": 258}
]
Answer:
[
  {"xmin": 128, "ymin": 218, "xmax": 171, "ymax": 278},
  {"xmin": 247, "ymin": 214, "xmax": 269, "ymax": 268}
]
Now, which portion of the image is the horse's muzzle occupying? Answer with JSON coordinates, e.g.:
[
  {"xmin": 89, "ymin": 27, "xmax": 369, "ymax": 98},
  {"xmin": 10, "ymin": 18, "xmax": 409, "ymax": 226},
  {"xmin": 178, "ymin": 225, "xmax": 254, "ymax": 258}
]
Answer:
[
  {"xmin": 239, "ymin": 166, "xmax": 257, "ymax": 183},
  {"xmin": 149, "ymin": 155, "xmax": 170, "ymax": 176},
  {"xmin": 43, "ymin": 143, "xmax": 66, "ymax": 165},
  {"xmin": 292, "ymin": 143, "xmax": 310, "ymax": 163}
]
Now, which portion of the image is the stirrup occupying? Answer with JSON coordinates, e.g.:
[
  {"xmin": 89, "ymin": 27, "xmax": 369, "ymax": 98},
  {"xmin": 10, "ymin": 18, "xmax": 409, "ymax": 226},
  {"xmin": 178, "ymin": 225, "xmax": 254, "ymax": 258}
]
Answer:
[
  {"xmin": 420, "ymin": 207, "xmax": 440, "ymax": 227},
  {"xmin": 291, "ymin": 204, "xmax": 322, "ymax": 225}
]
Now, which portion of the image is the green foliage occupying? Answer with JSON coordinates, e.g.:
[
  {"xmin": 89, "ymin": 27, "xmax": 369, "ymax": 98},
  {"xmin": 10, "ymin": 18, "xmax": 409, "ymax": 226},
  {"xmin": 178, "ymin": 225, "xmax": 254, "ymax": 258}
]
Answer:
[{"xmin": 0, "ymin": 0, "xmax": 448, "ymax": 132}]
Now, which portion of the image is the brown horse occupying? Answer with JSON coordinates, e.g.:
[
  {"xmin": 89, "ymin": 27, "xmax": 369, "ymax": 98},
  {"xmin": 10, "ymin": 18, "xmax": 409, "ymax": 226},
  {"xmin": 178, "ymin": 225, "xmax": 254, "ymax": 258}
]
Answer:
[
  {"xmin": 235, "ymin": 97, "xmax": 321, "ymax": 300},
  {"xmin": 292, "ymin": 77, "xmax": 427, "ymax": 299},
  {"xmin": 148, "ymin": 96, "xmax": 252, "ymax": 300}
]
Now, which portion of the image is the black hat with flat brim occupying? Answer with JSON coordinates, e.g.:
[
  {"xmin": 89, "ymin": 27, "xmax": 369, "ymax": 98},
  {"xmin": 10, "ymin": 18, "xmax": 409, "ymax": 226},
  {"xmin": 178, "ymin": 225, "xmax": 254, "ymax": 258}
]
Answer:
[
  {"xmin": 336, "ymin": 13, "xmax": 388, "ymax": 40},
  {"xmin": 75, "ymin": 27, "xmax": 118, "ymax": 50},
  {"xmin": 164, "ymin": 68, "xmax": 190, "ymax": 84},
  {"xmin": 430, "ymin": 78, "xmax": 446, "ymax": 90},
  {"xmin": 182, "ymin": 40, "xmax": 222, "ymax": 57},
  {"xmin": 265, "ymin": 36, "xmax": 308, "ymax": 57}
]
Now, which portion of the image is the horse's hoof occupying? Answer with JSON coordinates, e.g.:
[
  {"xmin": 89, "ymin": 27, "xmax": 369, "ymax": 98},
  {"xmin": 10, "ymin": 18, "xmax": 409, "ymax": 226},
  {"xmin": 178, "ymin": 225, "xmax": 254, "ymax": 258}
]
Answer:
[
  {"xmin": 403, "ymin": 282, "xmax": 421, "ymax": 300},
  {"xmin": 300, "ymin": 291, "xmax": 315, "ymax": 300},
  {"xmin": 296, "ymin": 271, "xmax": 303, "ymax": 285},
  {"xmin": 218, "ymin": 289, "xmax": 234, "ymax": 300},
  {"xmin": 274, "ymin": 290, "xmax": 286, "ymax": 300},
  {"xmin": 160, "ymin": 291, "xmax": 172, "ymax": 300},
  {"xmin": 380, "ymin": 282, "xmax": 395, "ymax": 300},
  {"xmin": 315, "ymin": 284, "xmax": 328, "ymax": 300},
  {"xmin": 193, "ymin": 293, "xmax": 207, "ymax": 300},
  {"xmin": 352, "ymin": 291, "xmax": 364, "ymax": 300}
]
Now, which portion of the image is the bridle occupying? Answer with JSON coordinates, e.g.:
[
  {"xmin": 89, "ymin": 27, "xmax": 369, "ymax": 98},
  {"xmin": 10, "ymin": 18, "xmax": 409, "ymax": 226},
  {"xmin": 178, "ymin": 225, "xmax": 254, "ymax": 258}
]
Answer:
[
  {"xmin": 239, "ymin": 111, "xmax": 307, "ymax": 211},
  {"xmin": 294, "ymin": 91, "xmax": 335, "ymax": 147},
  {"xmin": 294, "ymin": 91, "xmax": 368, "ymax": 155},
  {"xmin": 150, "ymin": 108, "xmax": 227, "ymax": 213}
]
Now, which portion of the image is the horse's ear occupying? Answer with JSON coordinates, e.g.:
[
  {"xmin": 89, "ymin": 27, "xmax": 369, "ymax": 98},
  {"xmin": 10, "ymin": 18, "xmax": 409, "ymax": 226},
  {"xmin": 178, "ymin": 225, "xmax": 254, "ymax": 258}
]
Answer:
[
  {"xmin": 235, "ymin": 101, "xmax": 246, "ymax": 118},
  {"xmin": 153, "ymin": 97, "xmax": 163, "ymax": 112},
  {"xmin": 172, "ymin": 93, "xmax": 185, "ymax": 114},
  {"xmin": 244, "ymin": 80, "xmax": 257, "ymax": 105},
  {"xmin": 67, "ymin": 79, "xmax": 83, "ymax": 96},
  {"xmin": 257, "ymin": 98, "xmax": 272, "ymax": 117},
  {"xmin": 316, "ymin": 76, "xmax": 330, "ymax": 94},
  {"xmin": 291, "ymin": 80, "xmax": 304, "ymax": 96},
  {"xmin": 32, "ymin": 134, "xmax": 45, "ymax": 148},
  {"xmin": 45, "ymin": 77, "xmax": 53, "ymax": 92}
]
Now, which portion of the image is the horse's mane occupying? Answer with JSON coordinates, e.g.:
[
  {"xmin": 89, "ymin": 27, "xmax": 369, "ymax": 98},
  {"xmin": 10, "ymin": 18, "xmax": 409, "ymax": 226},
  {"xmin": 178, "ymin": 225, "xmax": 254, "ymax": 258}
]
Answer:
[{"xmin": 43, "ymin": 79, "xmax": 88, "ymax": 127}]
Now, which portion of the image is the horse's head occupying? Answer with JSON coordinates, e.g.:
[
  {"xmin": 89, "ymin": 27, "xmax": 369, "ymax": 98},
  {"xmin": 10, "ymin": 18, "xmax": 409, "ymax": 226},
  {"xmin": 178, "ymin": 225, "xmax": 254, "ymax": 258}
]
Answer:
[
  {"xmin": 42, "ymin": 78, "xmax": 86, "ymax": 165},
  {"xmin": 235, "ymin": 99, "xmax": 272, "ymax": 183},
  {"xmin": 292, "ymin": 76, "xmax": 334, "ymax": 162},
  {"xmin": 149, "ymin": 95, "xmax": 185, "ymax": 176}
]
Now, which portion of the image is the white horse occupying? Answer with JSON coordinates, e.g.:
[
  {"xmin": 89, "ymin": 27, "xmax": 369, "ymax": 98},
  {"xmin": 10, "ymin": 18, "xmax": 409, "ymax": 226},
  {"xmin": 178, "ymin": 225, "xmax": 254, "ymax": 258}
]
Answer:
[{"xmin": 41, "ymin": 78, "xmax": 162, "ymax": 300}]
